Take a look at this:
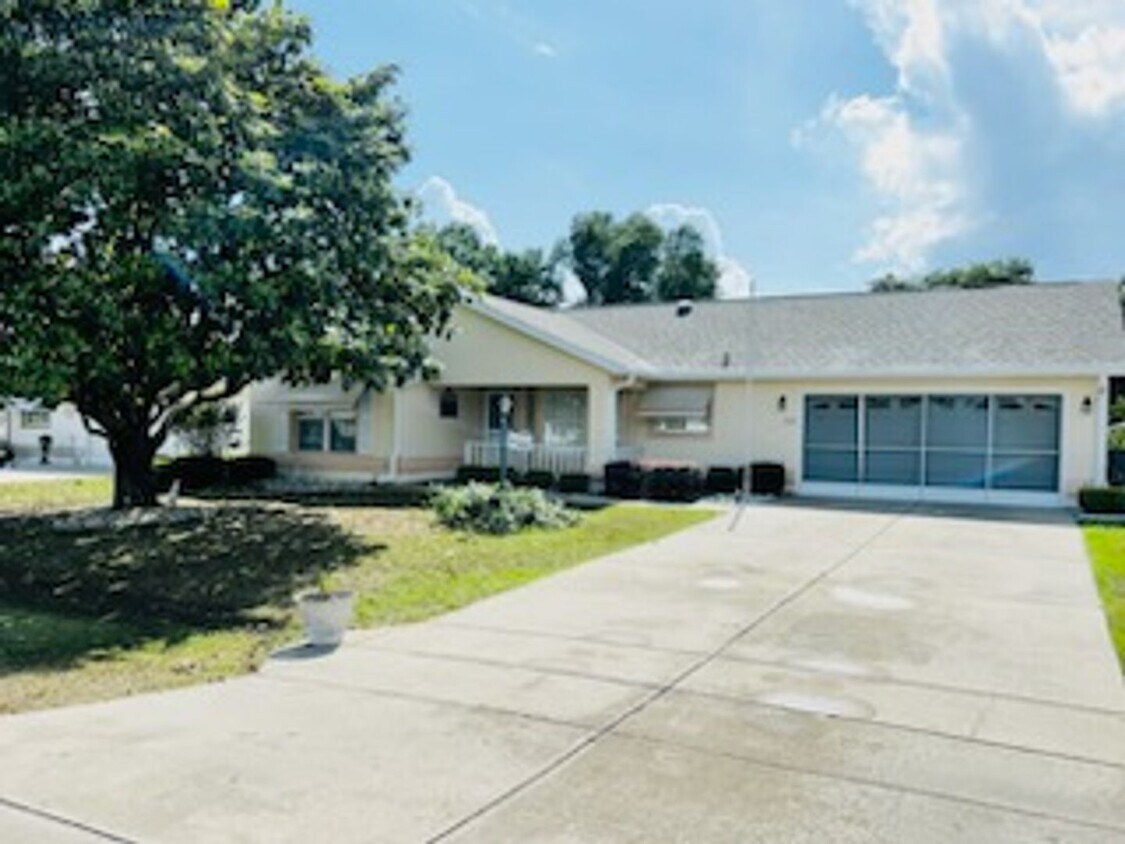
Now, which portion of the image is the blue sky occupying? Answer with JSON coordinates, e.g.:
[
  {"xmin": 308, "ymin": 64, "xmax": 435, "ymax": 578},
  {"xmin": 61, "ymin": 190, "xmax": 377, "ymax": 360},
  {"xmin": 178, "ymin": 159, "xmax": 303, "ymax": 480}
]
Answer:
[{"xmin": 288, "ymin": 0, "xmax": 1125, "ymax": 296}]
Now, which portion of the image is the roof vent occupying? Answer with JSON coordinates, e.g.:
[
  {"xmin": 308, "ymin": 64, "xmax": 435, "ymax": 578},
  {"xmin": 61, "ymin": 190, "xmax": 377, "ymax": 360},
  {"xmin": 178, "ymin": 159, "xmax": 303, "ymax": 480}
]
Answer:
[{"xmin": 675, "ymin": 299, "xmax": 694, "ymax": 318}]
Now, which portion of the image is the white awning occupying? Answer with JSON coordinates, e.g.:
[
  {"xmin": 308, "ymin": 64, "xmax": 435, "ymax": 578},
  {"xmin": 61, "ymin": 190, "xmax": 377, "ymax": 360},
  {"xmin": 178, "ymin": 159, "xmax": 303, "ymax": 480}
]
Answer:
[{"xmin": 637, "ymin": 385, "xmax": 713, "ymax": 418}]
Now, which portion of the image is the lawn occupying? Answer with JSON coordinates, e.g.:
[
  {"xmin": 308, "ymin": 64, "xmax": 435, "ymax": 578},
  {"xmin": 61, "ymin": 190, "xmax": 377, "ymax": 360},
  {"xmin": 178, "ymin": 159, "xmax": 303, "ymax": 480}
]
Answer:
[
  {"xmin": 0, "ymin": 481, "xmax": 715, "ymax": 713},
  {"xmin": 1082, "ymin": 525, "xmax": 1125, "ymax": 671}
]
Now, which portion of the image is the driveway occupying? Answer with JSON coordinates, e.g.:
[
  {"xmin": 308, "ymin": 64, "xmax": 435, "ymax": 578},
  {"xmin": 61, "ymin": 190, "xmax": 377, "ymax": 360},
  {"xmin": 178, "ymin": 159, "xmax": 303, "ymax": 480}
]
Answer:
[{"xmin": 1, "ymin": 502, "xmax": 1122, "ymax": 842}]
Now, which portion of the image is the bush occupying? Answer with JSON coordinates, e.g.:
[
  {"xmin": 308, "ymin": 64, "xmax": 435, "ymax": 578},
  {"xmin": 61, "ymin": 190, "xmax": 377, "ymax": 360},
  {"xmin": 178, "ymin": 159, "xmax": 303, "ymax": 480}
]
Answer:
[
  {"xmin": 646, "ymin": 467, "xmax": 704, "ymax": 502},
  {"xmin": 161, "ymin": 455, "xmax": 228, "ymax": 491},
  {"xmin": 432, "ymin": 483, "xmax": 579, "ymax": 535},
  {"xmin": 604, "ymin": 461, "xmax": 643, "ymax": 498},
  {"xmin": 750, "ymin": 462, "xmax": 786, "ymax": 496},
  {"xmin": 227, "ymin": 456, "xmax": 277, "ymax": 484},
  {"xmin": 455, "ymin": 465, "xmax": 503, "ymax": 485},
  {"xmin": 519, "ymin": 470, "xmax": 556, "ymax": 490},
  {"xmin": 1078, "ymin": 486, "xmax": 1125, "ymax": 514},
  {"xmin": 558, "ymin": 473, "xmax": 591, "ymax": 494},
  {"xmin": 705, "ymin": 466, "xmax": 741, "ymax": 495}
]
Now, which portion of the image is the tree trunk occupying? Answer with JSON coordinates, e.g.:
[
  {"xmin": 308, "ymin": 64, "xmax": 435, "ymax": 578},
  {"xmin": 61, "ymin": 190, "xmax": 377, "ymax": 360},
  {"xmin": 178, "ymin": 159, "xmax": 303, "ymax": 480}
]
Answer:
[{"xmin": 109, "ymin": 434, "xmax": 160, "ymax": 510}]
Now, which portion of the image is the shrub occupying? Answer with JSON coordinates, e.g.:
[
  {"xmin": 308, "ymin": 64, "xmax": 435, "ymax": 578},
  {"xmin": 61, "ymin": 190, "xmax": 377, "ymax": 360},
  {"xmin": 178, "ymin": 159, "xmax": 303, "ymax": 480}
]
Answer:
[
  {"xmin": 432, "ymin": 483, "xmax": 579, "ymax": 535},
  {"xmin": 455, "ymin": 465, "xmax": 503, "ymax": 485},
  {"xmin": 519, "ymin": 470, "xmax": 557, "ymax": 490},
  {"xmin": 161, "ymin": 455, "xmax": 228, "ymax": 491},
  {"xmin": 558, "ymin": 473, "xmax": 591, "ymax": 494},
  {"xmin": 646, "ymin": 467, "xmax": 704, "ymax": 502},
  {"xmin": 604, "ymin": 461, "xmax": 643, "ymax": 498},
  {"xmin": 705, "ymin": 466, "xmax": 741, "ymax": 495},
  {"xmin": 1078, "ymin": 486, "xmax": 1125, "ymax": 514},
  {"xmin": 227, "ymin": 456, "xmax": 277, "ymax": 484},
  {"xmin": 750, "ymin": 462, "xmax": 786, "ymax": 496}
]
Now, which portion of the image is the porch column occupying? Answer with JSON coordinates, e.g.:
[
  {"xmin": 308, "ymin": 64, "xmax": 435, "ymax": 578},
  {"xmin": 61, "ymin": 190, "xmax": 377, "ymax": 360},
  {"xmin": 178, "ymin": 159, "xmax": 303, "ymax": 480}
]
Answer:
[
  {"xmin": 1095, "ymin": 374, "xmax": 1110, "ymax": 486},
  {"xmin": 586, "ymin": 378, "xmax": 618, "ymax": 475}
]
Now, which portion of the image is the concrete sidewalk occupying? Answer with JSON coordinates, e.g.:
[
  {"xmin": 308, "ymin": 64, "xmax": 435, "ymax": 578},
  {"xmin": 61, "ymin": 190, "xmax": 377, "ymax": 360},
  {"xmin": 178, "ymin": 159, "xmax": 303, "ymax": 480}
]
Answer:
[{"xmin": 0, "ymin": 502, "xmax": 1122, "ymax": 842}]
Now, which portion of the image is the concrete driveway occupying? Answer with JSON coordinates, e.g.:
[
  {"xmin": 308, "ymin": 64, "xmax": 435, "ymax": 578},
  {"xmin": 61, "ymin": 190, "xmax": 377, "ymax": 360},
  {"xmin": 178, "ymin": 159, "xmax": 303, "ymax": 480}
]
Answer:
[{"xmin": 1, "ymin": 502, "xmax": 1122, "ymax": 842}]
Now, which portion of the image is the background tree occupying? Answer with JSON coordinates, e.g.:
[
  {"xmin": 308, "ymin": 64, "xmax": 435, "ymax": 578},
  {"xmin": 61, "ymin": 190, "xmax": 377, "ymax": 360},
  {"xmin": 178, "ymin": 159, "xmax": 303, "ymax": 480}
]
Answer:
[
  {"xmin": 0, "ymin": 0, "xmax": 462, "ymax": 508},
  {"xmin": 432, "ymin": 223, "xmax": 561, "ymax": 307},
  {"xmin": 871, "ymin": 259, "xmax": 1035, "ymax": 292},
  {"xmin": 169, "ymin": 401, "xmax": 241, "ymax": 457},
  {"xmin": 555, "ymin": 212, "xmax": 719, "ymax": 305},
  {"xmin": 657, "ymin": 224, "xmax": 719, "ymax": 301}
]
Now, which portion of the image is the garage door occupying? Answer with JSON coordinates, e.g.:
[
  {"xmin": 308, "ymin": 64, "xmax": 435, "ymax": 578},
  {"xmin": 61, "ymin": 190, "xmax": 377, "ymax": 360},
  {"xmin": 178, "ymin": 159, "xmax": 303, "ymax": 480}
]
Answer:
[{"xmin": 803, "ymin": 394, "xmax": 1061, "ymax": 493}]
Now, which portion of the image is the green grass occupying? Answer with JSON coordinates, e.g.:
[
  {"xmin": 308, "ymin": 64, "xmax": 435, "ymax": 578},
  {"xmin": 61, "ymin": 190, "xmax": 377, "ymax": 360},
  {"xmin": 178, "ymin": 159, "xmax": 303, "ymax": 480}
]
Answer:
[
  {"xmin": 1082, "ymin": 526, "xmax": 1125, "ymax": 671},
  {"xmin": 0, "ymin": 481, "xmax": 715, "ymax": 712},
  {"xmin": 0, "ymin": 477, "xmax": 112, "ymax": 511}
]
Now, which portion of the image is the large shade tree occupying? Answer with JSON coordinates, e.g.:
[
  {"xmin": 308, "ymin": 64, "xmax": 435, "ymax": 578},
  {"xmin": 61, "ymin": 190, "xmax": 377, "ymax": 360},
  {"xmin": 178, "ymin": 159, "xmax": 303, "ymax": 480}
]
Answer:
[
  {"xmin": 555, "ymin": 212, "xmax": 719, "ymax": 305},
  {"xmin": 870, "ymin": 259, "xmax": 1035, "ymax": 292},
  {"xmin": 432, "ymin": 223, "xmax": 561, "ymax": 307},
  {"xmin": 0, "ymin": 0, "xmax": 462, "ymax": 508}
]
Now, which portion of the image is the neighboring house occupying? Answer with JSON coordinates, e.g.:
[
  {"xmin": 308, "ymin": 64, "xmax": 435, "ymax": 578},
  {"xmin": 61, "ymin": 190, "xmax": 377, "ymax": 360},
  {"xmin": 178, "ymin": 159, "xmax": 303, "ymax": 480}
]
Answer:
[
  {"xmin": 248, "ymin": 281, "xmax": 1125, "ymax": 507},
  {"xmin": 0, "ymin": 395, "xmax": 250, "ymax": 468},
  {"xmin": 0, "ymin": 399, "xmax": 111, "ymax": 466}
]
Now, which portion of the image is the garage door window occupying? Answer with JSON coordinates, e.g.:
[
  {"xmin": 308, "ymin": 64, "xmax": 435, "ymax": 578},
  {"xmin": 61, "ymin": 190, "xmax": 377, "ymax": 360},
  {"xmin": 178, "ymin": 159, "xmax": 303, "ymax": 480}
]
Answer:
[
  {"xmin": 803, "ymin": 393, "xmax": 1060, "ymax": 493},
  {"xmin": 803, "ymin": 395, "xmax": 858, "ymax": 482}
]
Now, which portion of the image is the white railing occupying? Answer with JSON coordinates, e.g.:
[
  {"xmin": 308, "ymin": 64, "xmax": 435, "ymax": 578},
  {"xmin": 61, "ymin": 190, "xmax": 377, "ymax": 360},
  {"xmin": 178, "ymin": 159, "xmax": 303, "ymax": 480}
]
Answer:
[{"xmin": 463, "ymin": 440, "xmax": 587, "ymax": 475}]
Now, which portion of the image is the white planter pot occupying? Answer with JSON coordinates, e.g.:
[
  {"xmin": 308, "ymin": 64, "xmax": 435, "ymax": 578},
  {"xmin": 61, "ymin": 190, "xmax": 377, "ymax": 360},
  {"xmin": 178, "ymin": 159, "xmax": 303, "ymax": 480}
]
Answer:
[{"xmin": 298, "ymin": 591, "xmax": 355, "ymax": 647}]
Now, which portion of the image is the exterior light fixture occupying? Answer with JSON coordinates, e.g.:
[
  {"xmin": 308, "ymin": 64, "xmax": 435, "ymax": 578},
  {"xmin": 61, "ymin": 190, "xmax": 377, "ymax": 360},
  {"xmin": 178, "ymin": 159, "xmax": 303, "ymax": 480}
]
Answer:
[
  {"xmin": 777, "ymin": 395, "xmax": 787, "ymax": 413},
  {"xmin": 1081, "ymin": 396, "xmax": 1093, "ymax": 414}
]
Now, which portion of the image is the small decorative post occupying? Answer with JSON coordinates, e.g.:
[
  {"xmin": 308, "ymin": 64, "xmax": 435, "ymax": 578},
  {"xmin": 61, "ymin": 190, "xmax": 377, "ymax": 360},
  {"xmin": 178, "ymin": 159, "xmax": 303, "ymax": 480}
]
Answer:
[{"xmin": 498, "ymin": 394, "xmax": 513, "ymax": 486}]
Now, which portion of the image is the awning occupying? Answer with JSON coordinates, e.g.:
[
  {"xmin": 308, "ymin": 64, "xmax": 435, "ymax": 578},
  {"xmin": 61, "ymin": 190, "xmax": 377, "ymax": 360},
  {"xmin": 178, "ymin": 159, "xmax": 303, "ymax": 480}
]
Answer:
[{"xmin": 637, "ymin": 385, "xmax": 713, "ymax": 419}]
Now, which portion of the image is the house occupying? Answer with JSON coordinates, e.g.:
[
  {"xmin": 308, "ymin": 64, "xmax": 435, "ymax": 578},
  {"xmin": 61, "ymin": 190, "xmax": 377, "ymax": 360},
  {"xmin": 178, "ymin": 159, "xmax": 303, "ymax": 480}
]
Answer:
[
  {"xmin": 247, "ymin": 281, "xmax": 1125, "ymax": 507},
  {"xmin": 0, "ymin": 398, "xmax": 112, "ymax": 466}
]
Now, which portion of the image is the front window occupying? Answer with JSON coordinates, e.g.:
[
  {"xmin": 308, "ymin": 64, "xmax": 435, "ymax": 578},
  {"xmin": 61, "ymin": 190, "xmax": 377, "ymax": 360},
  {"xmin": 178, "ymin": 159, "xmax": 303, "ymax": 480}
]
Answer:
[
  {"xmin": 296, "ymin": 412, "xmax": 358, "ymax": 454},
  {"xmin": 543, "ymin": 390, "xmax": 587, "ymax": 446},
  {"xmin": 20, "ymin": 409, "xmax": 51, "ymax": 430},
  {"xmin": 650, "ymin": 416, "xmax": 710, "ymax": 435}
]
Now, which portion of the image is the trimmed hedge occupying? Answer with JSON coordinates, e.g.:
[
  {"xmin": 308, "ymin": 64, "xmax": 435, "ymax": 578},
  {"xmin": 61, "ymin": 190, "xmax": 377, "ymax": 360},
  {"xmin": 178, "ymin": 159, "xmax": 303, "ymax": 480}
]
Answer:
[
  {"xmin": 705, "ymin": 466, "xmax": 742, "ymax": 495},
  {"xmin": 750, "ymin": 462, "xmax": 785, "ymax": 496},
  {"xmin": 1078, "ymin": 486, "xmax": 1125, "ymax": 514},
  {"xmin": 604, "ymin": 461, "xmax": 644, "ymax": 499},
  {"xmin": 154, "ymin": 455, "xmax": 278, "ymax": 492},
  {"xmin": 558, "ymin": 473, "xmax": 592, "ymax": 494},
  {"xmin": 455, "ymin": 465, "xmax": 504, "ymax": 485},
  {"xmin": 518, "ymin": 470, "xmax": 557, "ymax": 490},
  {"xmin": 646, "ymin": 467, "xmax": 704, "ymax": 502}
]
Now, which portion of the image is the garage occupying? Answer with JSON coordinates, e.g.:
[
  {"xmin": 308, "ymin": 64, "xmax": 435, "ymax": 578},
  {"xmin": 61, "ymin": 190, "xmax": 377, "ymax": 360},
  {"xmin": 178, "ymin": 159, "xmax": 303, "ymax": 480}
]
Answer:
[{"xmin": 802, "ymin": 393, "xmax": 1062, "ymax": 500}]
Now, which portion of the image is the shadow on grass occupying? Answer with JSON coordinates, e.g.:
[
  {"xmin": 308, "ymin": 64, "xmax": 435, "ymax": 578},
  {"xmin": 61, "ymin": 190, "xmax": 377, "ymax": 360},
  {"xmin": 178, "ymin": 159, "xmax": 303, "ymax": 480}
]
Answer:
[
  {"xmin": 0, "ymin": 506, "xmax": 376, "ymax": 632},
  {"xmin": 191, "ymin": 483, "xmax": 434, "ymax": 510}
]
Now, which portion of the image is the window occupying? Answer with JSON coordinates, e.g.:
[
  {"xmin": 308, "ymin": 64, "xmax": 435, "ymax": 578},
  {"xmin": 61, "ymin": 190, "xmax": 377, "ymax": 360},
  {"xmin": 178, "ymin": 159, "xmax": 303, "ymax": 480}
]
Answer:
[
  {"xmin": 439, "ymin": 389, "xmax": 459, "ymax": 419},
  {"xmin": 543, "ymin": 390, "xmax": 587, "ymax": 446},
  {"xmin": 295, "ymin": 412, "xmax": 357, "ymax": 453},
  {"xmin": 19, "ymin": 409, "xmax": 51, "ymax": 430},
  {"xmin": 650, "ymin": 416, "xmax": 711, "ymax": 435}
]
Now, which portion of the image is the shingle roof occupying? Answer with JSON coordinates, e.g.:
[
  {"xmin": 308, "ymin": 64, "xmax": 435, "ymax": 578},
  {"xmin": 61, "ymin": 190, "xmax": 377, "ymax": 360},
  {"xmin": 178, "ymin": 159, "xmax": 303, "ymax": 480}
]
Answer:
[{"xmin": 471, "ymin": 282, "xmax": 1125, "ymax": 379}]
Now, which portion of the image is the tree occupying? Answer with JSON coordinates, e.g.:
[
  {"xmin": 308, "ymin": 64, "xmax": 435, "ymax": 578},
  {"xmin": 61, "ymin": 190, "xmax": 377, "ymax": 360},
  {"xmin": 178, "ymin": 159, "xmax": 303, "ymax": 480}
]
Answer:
[
  {"xmin": 657, "ymin": 224, "xmax": 719, "ymax": 301},
  {"xmin": 0, "ymin": 1, "xmax": 462, "ymax": 508},
  {"xmin": 555, "ymin": 212, "xmax": 718, "ymax": 305},
  {"xmin": 169, "ymin": 401, "xmax": 240, "ymax": 457},
  {"xmin": 432, "ymin": 223, "xmax": 561, "ymax": 307},
  {"xmin": 871, "ymin": 259, "xmax": 1035, "ymax": 292}
]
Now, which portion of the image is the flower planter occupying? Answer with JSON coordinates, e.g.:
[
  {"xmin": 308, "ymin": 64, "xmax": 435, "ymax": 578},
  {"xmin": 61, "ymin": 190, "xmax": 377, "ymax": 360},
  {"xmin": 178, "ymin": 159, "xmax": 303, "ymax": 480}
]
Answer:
[{"xmin": 297, "ymin": 590, "xmax": 355, "ymax": 647}]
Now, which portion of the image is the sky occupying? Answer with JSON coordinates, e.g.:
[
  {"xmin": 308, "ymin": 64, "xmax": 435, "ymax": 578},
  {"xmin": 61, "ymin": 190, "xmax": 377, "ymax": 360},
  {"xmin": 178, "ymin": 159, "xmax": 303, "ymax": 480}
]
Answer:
[{"xmin": 288, "ymin": 0, "xmax": 1125, "ymax": 297}]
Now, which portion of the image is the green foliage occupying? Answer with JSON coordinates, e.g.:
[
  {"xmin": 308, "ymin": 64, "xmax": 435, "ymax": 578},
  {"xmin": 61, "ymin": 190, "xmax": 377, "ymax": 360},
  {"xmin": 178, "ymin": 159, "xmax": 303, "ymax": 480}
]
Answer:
[
  {"xmin": 432, "ymin": 482, "xmax": 578, "ymax": 534},
  {"xmin": 555, "ymin": 212, "xmax": 720, "ymax": 305},
  {"xmin": 1078, "ymin": 487, "xmax": 1125, "ymax": 514},
  {"xmin": 169, "ymin": 401, "xmax": 240, "ymax": 456},
  {"xmin": 0, "ymin": 1, "xmax": 462, "ymax": 507},
  {"xmin": 432, "ymin": 223, "xmax": 560, "ymax": 307},
  {"xmin": 871, "ymin": 259, "xmax": 1035, "ymax": 292}
]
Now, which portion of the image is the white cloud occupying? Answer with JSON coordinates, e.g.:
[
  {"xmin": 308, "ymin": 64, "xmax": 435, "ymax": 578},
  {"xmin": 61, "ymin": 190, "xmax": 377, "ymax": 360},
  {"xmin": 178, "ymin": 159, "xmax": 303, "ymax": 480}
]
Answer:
[
  {"xmin": 417, "ymin": 176, "xmax": 500, "ymax": 246},
  {"xmin": 645, "ymin": 203, "xmax": 754, "ymax": 299},
  {"xmin": 852, "ymin": 0, "xmax": 950, "ymax": 97},
  {"xmin": 533, "ymin": 42, "xmax": 557, "ymax": 58}
]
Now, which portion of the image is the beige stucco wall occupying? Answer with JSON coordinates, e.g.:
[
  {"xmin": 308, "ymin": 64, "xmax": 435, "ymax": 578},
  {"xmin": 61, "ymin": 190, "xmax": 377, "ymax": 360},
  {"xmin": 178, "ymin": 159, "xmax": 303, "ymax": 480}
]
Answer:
[
  {"xmin": 619, "ymin": 381, "xmax": 750, "ymax": 467},
  {"xmin": 747, "ymin": 376, "xmax": 1101, "ymax": 501}
]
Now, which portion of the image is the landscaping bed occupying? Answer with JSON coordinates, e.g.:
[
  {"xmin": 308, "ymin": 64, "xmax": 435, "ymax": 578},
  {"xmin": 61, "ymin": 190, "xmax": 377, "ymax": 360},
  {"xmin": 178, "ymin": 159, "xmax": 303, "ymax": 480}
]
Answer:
[{"xmin": 0, "ymin": 480, "xmax": 715, "ymax": 713}]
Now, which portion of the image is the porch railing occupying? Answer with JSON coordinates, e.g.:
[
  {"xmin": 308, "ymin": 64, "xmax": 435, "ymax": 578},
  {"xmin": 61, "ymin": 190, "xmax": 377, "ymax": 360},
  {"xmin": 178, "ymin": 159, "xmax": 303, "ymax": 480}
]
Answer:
[{"xmin": 463, "ymin": 440, "xmax": 587, "ymax": 476}]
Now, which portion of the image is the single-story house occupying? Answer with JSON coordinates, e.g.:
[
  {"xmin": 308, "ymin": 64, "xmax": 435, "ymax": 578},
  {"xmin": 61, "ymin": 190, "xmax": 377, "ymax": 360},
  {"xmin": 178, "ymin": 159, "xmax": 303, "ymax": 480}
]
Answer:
[{"xmin": 247, "ymin": 281, "xmax": 1125, "ymax": 507}]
